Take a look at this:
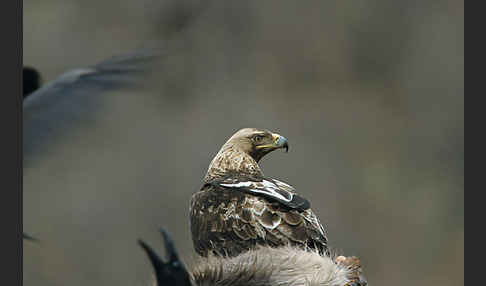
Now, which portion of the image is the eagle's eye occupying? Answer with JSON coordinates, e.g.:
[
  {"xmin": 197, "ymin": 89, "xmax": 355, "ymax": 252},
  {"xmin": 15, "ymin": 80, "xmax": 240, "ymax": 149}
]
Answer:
[{"xmin": 252, "ymin": 134, "xmax": 264, "ymax": 143}]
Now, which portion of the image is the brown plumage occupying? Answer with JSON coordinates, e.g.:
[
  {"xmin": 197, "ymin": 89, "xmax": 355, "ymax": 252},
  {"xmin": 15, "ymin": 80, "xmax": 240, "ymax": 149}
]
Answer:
[{"xmin": 190, "ymin": 128, "xmax": 329, "ymax": 258}]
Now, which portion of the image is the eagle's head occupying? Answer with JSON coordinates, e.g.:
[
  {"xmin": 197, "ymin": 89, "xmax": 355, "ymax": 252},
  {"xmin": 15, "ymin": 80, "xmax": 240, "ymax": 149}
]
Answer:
[
  {"xmin": 226, "ymin": 128, "xmax": 289, "ymax": 160},
  {"xmin": 204, "ymin": 128, "xmax": 289, "ymax": 182}
]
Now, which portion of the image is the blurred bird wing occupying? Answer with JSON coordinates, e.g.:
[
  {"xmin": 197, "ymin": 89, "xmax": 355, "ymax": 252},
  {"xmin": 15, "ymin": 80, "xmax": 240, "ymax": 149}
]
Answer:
[
  {"xmin": 212, "ymin": 176, "xmax": 310, "ymax": 211},
  {"xmin": 23, "ymin": 48, "xmax": 162, "ymax": 165}
]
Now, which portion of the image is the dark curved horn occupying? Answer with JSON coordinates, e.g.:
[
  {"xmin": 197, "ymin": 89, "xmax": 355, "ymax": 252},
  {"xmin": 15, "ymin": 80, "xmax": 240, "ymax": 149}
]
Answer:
[
  {"xmin": 159, "ymin": 228, "xmax": 179, "ymax": 263},
  {"xmin": 138, "ymin": 228, "xmax": 192, "ymax": 286}
]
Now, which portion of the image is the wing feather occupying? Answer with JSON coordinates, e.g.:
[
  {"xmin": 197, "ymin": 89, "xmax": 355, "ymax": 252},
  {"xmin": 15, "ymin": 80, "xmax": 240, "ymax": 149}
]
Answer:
[
  {"xmin": 190, "ymin": 182, "xmax": 328, "ymax": 257},
  {"xmin": 211, "ymin": 175, "xmax": 310, "ymax": 211},
  {"xmin": 23, "ymin": 48, "xmax": 162, "ymax": 166}
]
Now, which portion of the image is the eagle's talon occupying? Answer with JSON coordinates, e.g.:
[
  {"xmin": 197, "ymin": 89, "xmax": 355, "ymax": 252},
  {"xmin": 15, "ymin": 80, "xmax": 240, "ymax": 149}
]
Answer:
[
  {"xmin": 343, "ymin": 279, "xmax": 357, "ymax": 286},
  {"xmin": 335, "ymin": 255, "xmax": 367, "ymax": 286}
]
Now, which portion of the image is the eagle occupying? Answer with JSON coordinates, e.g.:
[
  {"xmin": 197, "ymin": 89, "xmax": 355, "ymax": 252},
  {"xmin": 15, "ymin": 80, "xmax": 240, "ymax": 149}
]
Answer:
[{"xmin": 190, "ymin": 128, "xmax": 329, "ymax": 258}]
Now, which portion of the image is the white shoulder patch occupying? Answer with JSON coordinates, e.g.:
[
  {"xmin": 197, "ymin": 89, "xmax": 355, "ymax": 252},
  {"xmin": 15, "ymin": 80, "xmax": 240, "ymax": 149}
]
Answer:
[
  {"xmin": 219, "ymin": 181, "xmax": 253, "ymax": 188},
  {"xmin": 214, "ymin": 176, "xmax": 310, "ymax": 211},
  {"xmin": 220, "ymin": 179, "xmax": 294, "ymax": 203}
]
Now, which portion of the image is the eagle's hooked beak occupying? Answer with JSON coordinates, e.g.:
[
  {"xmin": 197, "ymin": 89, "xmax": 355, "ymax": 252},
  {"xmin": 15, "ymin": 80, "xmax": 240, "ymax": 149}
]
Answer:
[
  {"xmin": 272, "ymin": 133, "xmax": 289, "ymax": 152},
  {"xmin": 254, "ymin": 133, "xmax": 289, "ymax": 152}
]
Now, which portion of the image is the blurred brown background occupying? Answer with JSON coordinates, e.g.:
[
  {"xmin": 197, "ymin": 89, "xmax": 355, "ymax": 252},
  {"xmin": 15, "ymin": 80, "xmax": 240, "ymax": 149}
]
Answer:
[{"xmin": 23, "ymin": 0, "xmax": 464, "ymax": 285}]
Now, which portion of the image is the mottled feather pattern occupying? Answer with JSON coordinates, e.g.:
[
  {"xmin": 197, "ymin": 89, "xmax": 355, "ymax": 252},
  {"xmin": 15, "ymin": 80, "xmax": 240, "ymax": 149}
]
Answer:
[
  {"xmin": 204, "ymin": 145, "xmax": 262, "ymax": 183},
  {"xmin": 190, "ymin": 185, "xmax": 328, "ymax": 257}
]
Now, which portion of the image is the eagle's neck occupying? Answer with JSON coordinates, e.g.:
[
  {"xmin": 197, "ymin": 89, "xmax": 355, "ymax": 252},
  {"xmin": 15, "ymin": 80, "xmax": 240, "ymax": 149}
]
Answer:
[{"xmin": 204, "ymin": 145, "xmax": 263, "ymax": 183}]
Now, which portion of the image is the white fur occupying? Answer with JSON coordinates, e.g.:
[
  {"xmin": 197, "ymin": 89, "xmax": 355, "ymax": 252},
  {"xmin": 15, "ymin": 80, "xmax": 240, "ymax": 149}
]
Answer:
[{"xmin": 190, "ymin": 246, "xmax": 352, "ymax": 286}]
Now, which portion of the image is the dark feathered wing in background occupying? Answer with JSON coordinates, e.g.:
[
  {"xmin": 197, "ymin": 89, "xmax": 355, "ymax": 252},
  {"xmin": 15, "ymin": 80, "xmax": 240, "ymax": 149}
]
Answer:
[
  {"xmin": 23, "ymin": 47, "xmax": 163, "ymax": 242},
  {"xmin": 23, "ymin": 48, "xmax": 162, "ymax": 166}
]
